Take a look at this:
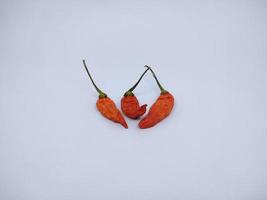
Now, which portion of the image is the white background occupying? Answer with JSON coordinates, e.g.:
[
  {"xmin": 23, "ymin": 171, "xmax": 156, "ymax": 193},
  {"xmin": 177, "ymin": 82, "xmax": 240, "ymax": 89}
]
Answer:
[{"xmin": 1, "ymin": 0, "xmax": 267, "ymax": 199}]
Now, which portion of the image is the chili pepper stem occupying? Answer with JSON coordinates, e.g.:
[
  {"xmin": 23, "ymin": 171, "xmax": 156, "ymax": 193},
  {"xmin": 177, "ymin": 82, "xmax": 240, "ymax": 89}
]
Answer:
[
  {"xmin": 144, "ymin": 65, "xmax": 168, "ymax": 94},
  {"xmin": 82, "ymin": 60, "xmax": 107, "ymax": 98},
  {"xmin": 124, "ymin": 68, "xmax": 149, "ymax": 96}
]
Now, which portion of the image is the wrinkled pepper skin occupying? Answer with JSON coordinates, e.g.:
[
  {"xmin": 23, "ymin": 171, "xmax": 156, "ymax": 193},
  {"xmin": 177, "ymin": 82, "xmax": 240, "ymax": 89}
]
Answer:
[
  {"xmin": 139, "ymin": 92, "xmax": 174, "ymax": 129},
  {"xmin": 97, "ymin": 97, "xmax": 128, "ymax": 128},
  {"xmin": 121, "ymin": 95, "xmax": 147, "ymax": 119},
  {"xmin": 82, "ymin": 60, "xmax": 128, "ymax": 129},
  {"xmin": 121, "ymin": 68, "xmax": 149, "ymax": 119}
]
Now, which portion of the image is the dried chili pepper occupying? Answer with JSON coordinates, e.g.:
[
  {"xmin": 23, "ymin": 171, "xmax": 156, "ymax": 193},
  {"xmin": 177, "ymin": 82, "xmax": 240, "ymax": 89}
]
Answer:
[
  {"xmin": 139, "ymin": 65, "xmax": 174, "ymax": 129},
  {"xmin": 82, "ymin": 60, "xmax": 128, "ymax": 128},
  {"xmin": 121, "ymin": 68, "xmax": 149, "ymax": 119}
]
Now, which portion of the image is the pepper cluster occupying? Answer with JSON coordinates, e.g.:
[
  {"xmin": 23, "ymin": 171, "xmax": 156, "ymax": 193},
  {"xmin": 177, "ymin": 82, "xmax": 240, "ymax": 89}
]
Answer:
[{"xmin": 82, "ymin": 60, "xmax": 174, "ymax": 129}]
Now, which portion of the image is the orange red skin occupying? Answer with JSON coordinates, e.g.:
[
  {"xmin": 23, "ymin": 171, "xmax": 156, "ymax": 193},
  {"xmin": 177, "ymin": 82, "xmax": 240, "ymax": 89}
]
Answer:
[
  {"xmin": 139, "ymin": 92, "xmax": 174, "ymax": 129},
  {"xmin": 96, "ymin": 97, "xmax": 128, "ymax": 128},
  {"xmin": 121, "ymin": 95, "xmax": 147, "ymax": 119}
]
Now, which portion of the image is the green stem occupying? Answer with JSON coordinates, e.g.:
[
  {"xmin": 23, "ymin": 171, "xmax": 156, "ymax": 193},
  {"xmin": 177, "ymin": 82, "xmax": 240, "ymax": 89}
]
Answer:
[
  {"xmin": 144, "ymin": 65, "xmax": 168, "ymax": 94},
  {"xmin": 124, "ymin": 68, "xmax": 149, "ymax": 96},
  {"xmin": 82, "ymin": 60, "xmax": 107, "ymax": 98}
]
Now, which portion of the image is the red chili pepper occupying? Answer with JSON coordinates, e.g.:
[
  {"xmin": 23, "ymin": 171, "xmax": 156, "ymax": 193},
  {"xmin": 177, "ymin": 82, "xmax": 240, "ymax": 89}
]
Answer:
[
  {"xmin": 121, "ymin": 68, "xmax": 149, "ymax": 119},
  {"xmin": 82, "ymin": 60, "xmax": 128, "ymax": 128},
  {"xmin": 139, "ymin": 65, "xmax": 174, "ymax": 129}
]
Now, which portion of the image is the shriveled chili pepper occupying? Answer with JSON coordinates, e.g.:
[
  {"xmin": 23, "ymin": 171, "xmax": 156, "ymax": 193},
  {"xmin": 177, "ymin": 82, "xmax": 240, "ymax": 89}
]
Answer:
[
  {"xmin": 139, "ymin": 65, "xmax": 174, "ymax": 129},
  {"xmin": 121, "ymin": 68, "xmax": 149, "ymax": 119},
  {"xmin": 82, "ymin": 60, "xmax": 128, "ymax": 128}
]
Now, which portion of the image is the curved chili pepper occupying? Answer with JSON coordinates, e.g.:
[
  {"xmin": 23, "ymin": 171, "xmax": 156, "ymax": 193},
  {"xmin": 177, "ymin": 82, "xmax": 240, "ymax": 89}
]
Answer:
[
  {"xmin": 121, "ymin": 68, "xmax": 149, "ymax": 119},
  {"xmin": 139, "ymin": 65, "xmax": 174, "ymax": 129},
  {"xmin": 82, "ymin": 60, "xmax": 128, "ymax": 128}
]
